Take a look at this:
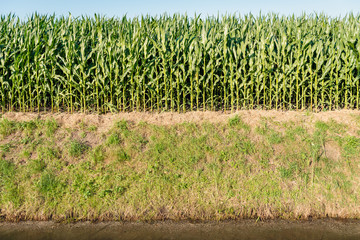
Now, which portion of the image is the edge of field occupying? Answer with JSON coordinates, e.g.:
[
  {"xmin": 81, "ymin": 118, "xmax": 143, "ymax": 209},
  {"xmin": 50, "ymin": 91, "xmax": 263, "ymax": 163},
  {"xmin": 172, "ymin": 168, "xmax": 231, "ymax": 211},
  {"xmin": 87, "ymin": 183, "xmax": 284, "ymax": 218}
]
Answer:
[{"xmin": 3, "ymin": 109, "xmax": 360, "ymax": 132}]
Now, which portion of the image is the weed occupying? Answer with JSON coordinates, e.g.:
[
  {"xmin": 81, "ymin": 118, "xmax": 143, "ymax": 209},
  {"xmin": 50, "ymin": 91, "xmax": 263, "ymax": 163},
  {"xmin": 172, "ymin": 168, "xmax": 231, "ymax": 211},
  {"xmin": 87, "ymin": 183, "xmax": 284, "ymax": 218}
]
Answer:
[
  {"xmin": 116, "ymin": 149, "xmax": 130, "ymax": 162},
  {"xmin": 0, "ymin": 143, "xmax": 13, "ymax": 154},
  {"xmin": 107, "ymin": 133, "xmax": 121, "ymax": 145},
  {"xmin": 0, "ymin": 159, "xmax": 15, "ymax": 178},
  {"xmin": 259, "ymin": 157, "xmax": 269, "ymax": 168},
  {"xmin": 154, "ymin": 142, "xmax": 166, "ymax": 154},
  {"xmin": 228, "ymin": 115, "xmax": 240, "ymax": 127},
  {"xmin": 99, "ymin": 189, "xmax": 113, "ymax": 198},
  {"xmin": 228, "ymin": 115, "xmax": 250, "ymax": 131},
  {"xmin": 45, "ymin": 119, "xmax": 58, "ymax": 137},
  {"xmin": 267, "ymin": 130, "xmax": 283, "ymax": 144},
  {"xmin": 341, "ymin": 136, "xmax": 360, "ymax": 158},
  {"xmin": 90, "ymin": 146, "xmax": 105, "ymax": 164},
  {"xmin": 79, "ymin": 120, "xmax": 86, "ymax": 130},
  {"xmin": 20, "ymin": 120, "xmax": 39, "ymax": 135},
  {"xmin": 29, "ymin": 159, "xmax": 47, "ymax": 172},
  {"xmin": 278, "ymin": 163, "xmax": 297, "ymax": 179},
  {"xmin": 327, "ymin": 119, "xmax": 347, "ymax": 134},
  {"xmin": 37, "ymin": 172, "xmax": 61, "ymax": 198},
  {"xmin": 315, "ymin": 121, "xmax": 329, "ymax": 132},
  {"xmin": 68, "ymin": 140, "xmax": 89, "ymax": 157},
  {"xmin": 285, "ymin": 126, "xmax": 306, "ymax": 141},
  {"xmin": 255, "ymin": 121, "xmax": 268, "ymax": 135},
  {"xmin": 38, "ymin": 146, "xmax": 59, "ymax": 161},
  {"xmin": 114, "ymin": 185, "xmax": 126, "ymax": 195},
  {"xmin": 116, "ymin": 120, "xmax": 128, "ymax": 131},
  {"xmin": 88, "ymin": 125, "xmax": 97, "ymax": 131},
  {"xmin": 73, "ymin": 174, "xmax": 98, "ymax": 199},
  {"xmin": 235, "ymin": 140, "xmax": 254, "ymax": 155},
  {"xmin": 79, "ymin": 131, "xmax": 87, "ymax": 138},
  {"xmin": 20, "ymin": 136, "xmax": 32, "ymax": 144},
  {"xmin": 0, "ymin": 118, "xmax": 16, "ymax": 138},
  {"xmin": 21, "ymin": 149, "xmax": 31, "ymax": 159}
]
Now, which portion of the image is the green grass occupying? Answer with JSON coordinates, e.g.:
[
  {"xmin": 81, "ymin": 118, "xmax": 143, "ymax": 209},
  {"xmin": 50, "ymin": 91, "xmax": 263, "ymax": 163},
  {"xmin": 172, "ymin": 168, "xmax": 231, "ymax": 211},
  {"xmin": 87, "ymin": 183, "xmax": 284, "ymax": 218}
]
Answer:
[
  {"xmin": 106, "ymin": 133, "xmax": 121, "ymax": 146},
  {"xmin": 0, "ymin": 115, "xmax": 360, "ymax": 221},
  {"xmin": 68, "ymin": 140, "xmax": 89, "ymax": 157}
]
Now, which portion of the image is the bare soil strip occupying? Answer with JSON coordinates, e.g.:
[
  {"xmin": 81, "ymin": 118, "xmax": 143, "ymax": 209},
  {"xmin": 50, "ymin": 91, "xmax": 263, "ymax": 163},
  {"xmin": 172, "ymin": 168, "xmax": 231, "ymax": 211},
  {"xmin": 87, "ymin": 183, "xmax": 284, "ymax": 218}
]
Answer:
[{"xmin": 3, "ymin": 110, "xmax": 360, "ymax": 132}]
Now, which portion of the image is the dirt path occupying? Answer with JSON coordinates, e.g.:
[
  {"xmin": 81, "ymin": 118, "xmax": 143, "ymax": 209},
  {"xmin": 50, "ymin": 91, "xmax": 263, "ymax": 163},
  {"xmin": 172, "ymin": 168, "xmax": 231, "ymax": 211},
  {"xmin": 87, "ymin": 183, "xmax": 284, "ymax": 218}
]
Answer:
[{"xmin": 2, "ymin": 110, "xmax": 360, "ymax": 132}]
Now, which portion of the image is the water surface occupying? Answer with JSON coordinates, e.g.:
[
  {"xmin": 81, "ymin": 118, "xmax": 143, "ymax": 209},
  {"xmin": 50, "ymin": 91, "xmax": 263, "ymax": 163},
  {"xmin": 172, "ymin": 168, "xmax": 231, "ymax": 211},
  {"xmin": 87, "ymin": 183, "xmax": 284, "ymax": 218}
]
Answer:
[{"xmin": 1, "ymin": 220, "xmax": 360, "ymax": 240}]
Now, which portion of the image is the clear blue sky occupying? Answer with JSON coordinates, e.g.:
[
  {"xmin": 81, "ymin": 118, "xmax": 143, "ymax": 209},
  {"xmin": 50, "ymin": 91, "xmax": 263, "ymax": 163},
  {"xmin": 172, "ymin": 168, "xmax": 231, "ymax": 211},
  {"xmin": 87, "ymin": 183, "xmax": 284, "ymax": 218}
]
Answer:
[{"xmin": 1, "ymin": 0, "xmax": 359, "ymax": 18}]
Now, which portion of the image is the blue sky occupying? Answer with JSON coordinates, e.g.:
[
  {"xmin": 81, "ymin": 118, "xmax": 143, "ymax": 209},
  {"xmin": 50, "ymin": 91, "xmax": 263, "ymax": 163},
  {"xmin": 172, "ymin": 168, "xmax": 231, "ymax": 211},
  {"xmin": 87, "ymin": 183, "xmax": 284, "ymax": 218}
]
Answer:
[{"xmin": 1, "ymin": 0, "xmax": 359, "ymax": 18}]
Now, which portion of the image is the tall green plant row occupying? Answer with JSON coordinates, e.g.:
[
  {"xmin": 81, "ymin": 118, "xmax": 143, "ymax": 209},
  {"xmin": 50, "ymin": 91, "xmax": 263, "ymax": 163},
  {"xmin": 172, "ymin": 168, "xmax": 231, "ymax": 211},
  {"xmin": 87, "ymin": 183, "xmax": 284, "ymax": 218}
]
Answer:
[{"xmin": 1, "ymin": 13, "xmax": 360, "ymax": 112}]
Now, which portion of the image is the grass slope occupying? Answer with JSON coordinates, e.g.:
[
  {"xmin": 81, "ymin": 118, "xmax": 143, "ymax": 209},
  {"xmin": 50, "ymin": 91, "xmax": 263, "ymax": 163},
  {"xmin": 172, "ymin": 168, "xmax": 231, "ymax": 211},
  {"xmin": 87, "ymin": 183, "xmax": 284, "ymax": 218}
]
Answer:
[{"xmin": 0, "ymin": 113, "xmax": 359, "ymax": 221}]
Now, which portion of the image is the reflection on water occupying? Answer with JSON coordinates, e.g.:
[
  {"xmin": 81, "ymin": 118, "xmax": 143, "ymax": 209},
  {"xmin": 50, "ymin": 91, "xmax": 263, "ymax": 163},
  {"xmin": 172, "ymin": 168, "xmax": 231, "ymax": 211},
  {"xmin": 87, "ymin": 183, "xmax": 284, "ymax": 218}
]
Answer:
[{"xmin": 1, "ymin": 220, "xmax": 360, "ymax": 240}]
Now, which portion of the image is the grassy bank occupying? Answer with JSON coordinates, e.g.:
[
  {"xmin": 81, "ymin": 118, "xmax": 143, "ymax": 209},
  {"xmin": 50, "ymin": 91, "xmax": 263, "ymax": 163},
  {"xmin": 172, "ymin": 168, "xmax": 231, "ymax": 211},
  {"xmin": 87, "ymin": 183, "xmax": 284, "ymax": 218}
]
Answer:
[{"xmin": 0, "ymin": 112, "xmax": 360, "ymax": 221}]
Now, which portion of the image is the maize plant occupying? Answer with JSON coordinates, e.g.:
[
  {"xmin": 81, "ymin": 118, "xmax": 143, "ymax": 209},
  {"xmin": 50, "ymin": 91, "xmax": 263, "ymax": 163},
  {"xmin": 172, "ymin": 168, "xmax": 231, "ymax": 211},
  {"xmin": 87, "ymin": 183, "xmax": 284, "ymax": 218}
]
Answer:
[{"xmin": 0, "ymin": 13, "xmax": 360, "ymax": 112}]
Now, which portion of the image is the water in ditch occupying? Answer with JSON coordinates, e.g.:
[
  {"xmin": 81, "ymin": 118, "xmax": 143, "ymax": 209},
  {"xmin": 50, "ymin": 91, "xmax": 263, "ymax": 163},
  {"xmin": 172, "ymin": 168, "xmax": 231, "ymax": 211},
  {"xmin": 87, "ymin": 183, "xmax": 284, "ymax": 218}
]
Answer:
[{"xmin": 1, "ymin": 219, "xmax": 360, "ymax": 240}]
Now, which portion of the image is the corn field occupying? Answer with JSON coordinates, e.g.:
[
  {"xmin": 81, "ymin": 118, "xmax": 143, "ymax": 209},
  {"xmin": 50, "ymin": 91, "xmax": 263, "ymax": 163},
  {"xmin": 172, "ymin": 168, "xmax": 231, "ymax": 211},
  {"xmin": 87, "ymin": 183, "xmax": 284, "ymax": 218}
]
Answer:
[{"xmin": 1, "ymin": 13, "xmax": 360, "ymax": 113}]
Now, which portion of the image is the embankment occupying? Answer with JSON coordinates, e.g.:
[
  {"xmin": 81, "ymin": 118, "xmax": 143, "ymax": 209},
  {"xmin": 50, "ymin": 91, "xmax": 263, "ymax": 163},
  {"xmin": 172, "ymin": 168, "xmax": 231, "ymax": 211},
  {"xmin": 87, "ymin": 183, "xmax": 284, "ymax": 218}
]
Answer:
[{"xmin": 0, "ymin": 110, "xmax": 360, "ymax": 221}]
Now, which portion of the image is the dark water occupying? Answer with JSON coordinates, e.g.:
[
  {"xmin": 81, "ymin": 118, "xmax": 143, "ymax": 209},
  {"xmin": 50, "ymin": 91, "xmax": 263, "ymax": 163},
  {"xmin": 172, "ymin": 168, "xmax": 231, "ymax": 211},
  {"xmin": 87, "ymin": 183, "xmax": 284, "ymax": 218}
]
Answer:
[{"xmin": 1, "ymin": 220, "xmax": 360, "ymax": 240}]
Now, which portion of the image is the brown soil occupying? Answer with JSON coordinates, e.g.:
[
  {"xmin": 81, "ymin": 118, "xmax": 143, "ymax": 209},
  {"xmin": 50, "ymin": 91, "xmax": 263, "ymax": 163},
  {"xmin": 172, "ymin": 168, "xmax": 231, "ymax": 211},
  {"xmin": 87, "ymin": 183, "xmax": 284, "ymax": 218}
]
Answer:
[{"xmin": 2, "ymin": 110, "xmax": 360, "ymax": 133}]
